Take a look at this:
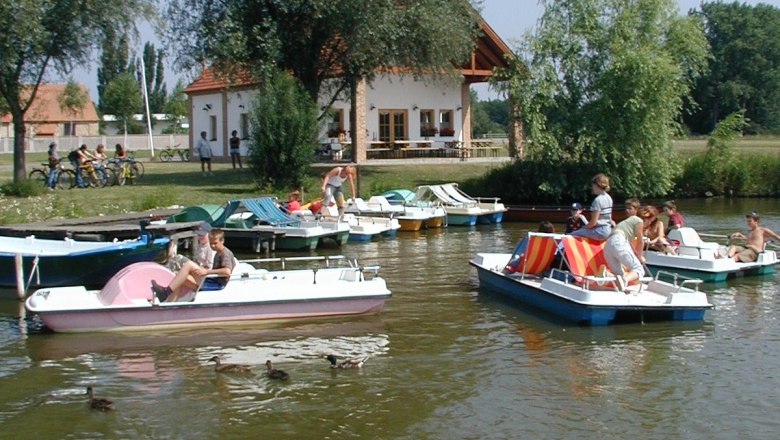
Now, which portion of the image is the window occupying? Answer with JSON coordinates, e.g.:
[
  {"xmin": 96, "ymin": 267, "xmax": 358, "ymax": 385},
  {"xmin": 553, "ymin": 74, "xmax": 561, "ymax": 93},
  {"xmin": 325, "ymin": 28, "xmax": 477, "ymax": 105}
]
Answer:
[
  {"xmin": 209, "ymin": 115, "xmax": 217, "ymax": 141},
  {"xmin": 439, "ymin": 110, "xmax": 453, "ymax": 131},
  {"xmin": 378, "ymin": 110, "xmax": 407, "ymax": 142},
  {"xmin": 327, "ymin": 109, "xmax": 345, "ymax": 138},
  {"xmin": 63, "ymin": 122, "xmax": 76, "ymax": 136},
  {"xmin": 240, "ymin": 113, "xmax": 249, "ymax": 139},
  {"xmin": 419, "ymin": 110, "xmax": 435, "ymax": 137}
]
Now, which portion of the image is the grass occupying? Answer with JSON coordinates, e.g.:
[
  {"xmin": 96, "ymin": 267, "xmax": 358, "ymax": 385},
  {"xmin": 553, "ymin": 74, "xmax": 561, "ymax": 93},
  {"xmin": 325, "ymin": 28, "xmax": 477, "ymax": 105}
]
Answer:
[{"xmin": 0, "ymin": 157, "xmax": 506, "ymax": 225}]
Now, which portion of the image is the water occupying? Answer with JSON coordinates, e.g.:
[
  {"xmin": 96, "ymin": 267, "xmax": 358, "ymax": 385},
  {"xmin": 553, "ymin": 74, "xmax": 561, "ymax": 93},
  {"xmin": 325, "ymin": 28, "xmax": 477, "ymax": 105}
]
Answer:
[{"xmin": 2, "ymin": 198, "xmax": 780, "ymax": 438}]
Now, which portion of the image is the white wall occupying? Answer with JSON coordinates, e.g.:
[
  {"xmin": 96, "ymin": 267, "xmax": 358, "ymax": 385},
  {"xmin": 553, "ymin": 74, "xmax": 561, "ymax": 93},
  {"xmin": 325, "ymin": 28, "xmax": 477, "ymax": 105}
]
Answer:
[
  {"xmin": 225, "ymin": 90, "xmax": 259, "ymax": 156},
  {"xmin": 191, "ymin": 94, "xmax": 223, "ymax": 156}
]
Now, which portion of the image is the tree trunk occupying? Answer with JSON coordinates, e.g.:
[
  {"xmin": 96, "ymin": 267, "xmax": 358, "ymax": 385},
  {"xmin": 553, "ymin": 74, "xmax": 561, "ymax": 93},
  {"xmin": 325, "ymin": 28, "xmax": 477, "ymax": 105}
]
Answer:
[{"xmin": 11, "ymin": 109, "xmax": 27, "ymax": 183}]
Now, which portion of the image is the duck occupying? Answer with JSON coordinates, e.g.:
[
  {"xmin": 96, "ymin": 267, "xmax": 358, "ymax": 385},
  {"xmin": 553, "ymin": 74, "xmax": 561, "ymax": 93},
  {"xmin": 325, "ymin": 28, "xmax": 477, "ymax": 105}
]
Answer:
[
  {"xmin": 326, "ymin": 354, "xmax": 368, "ymax": 369},
  {"xmin": 265, "ymin": 360, "xmax": 290, "ymax": 380},
  {"xmin": 208, "ymin": 355, "xmax": 253, "ymax": 374},
  {"xmin": 86, "ymin": 386, "xmax": 113, "ymax": 411}
]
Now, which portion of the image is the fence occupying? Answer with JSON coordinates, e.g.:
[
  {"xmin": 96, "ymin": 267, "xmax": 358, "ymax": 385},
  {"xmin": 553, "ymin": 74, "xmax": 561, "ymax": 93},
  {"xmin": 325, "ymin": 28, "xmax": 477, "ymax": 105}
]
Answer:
[{"xmin": 0, "ymin": 134, "xmax": 190, "ymax": 154}]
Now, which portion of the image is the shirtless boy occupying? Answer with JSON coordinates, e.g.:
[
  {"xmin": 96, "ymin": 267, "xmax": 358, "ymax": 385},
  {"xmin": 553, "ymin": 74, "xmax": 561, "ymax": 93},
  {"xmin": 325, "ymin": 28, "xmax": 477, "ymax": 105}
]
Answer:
[{"xmin": 727, "ymin": 212, "xmax": 780, "ymax": 262}]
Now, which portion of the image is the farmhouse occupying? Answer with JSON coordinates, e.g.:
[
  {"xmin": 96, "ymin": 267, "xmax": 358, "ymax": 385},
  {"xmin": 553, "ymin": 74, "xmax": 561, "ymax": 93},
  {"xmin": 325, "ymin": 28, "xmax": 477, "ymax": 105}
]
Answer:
[{"xmin": 184, "ymin": 15, "xmax": 517, "ymax": 163}]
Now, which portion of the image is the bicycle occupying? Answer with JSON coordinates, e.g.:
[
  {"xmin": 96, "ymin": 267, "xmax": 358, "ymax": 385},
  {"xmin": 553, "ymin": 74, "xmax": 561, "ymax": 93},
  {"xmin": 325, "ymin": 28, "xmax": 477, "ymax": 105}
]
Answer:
[
  {"xmin": 28, "ymin": 162, "xmax": 73, "ymax": 189},
  {"xmin": 108, "ymin": 158, "xmax": 141, "ymax": 186},
  {"xmin": 159, "ymin": 144, "xmax": 190, "ymax": 162}
]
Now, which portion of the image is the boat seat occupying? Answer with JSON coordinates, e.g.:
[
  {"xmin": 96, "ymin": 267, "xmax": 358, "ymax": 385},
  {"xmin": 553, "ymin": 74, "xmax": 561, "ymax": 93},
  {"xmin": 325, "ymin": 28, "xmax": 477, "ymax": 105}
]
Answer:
[
  {"xmin": 505, "ymin": 233, "xmax": 557, "ymax": 280},
  {"xmin": 349, "ymin": 198, "xmax": 372, "ymax": 212},
  {"xmin": 668, "ymin": 227, "xmax": 721, "ymax": 258},
  {"xmin": 98, "ymin": 262, "xmax": 175, "ymax": 306},
  {"xmin": 560, "ymin": 236, "xmax": 637, "ymax": 291}
]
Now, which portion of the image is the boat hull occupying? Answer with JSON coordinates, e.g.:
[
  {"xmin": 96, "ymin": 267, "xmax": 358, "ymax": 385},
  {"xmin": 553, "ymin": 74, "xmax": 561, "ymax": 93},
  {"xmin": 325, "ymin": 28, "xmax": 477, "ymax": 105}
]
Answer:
[
  {"xmin": 447, "ymin": 214, "xmax": 477, "ymax": 226},
  {"xmin": 644, "ymin": 244, "xmax": 778, "ymax": 283}
]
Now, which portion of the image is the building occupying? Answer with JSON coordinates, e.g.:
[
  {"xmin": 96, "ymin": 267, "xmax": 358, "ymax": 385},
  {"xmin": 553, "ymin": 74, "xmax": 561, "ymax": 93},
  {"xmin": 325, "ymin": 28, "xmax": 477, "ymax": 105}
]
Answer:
[
  {"xmin": 0, "ymin": 84, "xmax": 99, "ymax": 139},
  {"xmin": 184, "ymin": 16, "xmax": 516, "ymax": 163}
]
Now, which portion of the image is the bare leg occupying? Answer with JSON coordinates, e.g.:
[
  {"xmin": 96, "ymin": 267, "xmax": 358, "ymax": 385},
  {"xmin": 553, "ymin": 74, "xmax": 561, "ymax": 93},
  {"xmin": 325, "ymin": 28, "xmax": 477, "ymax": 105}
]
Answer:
[{"xmin": 166, "ymin": 261, "xmax": 202, "ymax": 301}]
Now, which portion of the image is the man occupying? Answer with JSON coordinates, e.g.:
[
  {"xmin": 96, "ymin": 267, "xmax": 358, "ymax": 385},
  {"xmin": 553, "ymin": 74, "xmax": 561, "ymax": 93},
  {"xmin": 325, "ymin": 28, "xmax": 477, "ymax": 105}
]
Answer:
[
  {"xmin": 229, "ymin": 130, "xmax": 242, "ymax": 169},
  {"xmin": 196, "ymin": 131, "xmax": 213, "ymax": 176},
  {"xmin": 727, "ymin": 212, "xmax": 780, "ymax": 262},
  {"xmin": 321, "ymin": 165, "xmax": 356, "ymax": 221},
  {"xmin": 152, "ymin": 229, "xmax": 235, "ymax": 302}
]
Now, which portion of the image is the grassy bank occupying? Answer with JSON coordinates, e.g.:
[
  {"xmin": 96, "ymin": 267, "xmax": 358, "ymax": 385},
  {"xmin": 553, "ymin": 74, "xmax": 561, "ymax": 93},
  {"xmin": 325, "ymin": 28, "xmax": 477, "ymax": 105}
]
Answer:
[{"xmin": 0, "ymin": 158, "xmax": 505, "ymax": 225}]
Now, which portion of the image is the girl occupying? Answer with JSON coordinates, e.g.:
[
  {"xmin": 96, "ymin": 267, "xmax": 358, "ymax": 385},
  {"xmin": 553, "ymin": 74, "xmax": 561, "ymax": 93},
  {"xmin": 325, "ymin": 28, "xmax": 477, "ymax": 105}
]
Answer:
[{"xmin": 570, "ymin": 173, "xmax": 613, "ymax": 241}]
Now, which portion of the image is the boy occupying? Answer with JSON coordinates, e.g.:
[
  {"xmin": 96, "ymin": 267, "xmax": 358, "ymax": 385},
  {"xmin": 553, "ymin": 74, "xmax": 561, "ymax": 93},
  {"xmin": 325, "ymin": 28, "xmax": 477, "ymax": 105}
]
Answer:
[
  {"xmin": 152, "ymin": 229, "xmax": 235, "ymax": 302},
  {"xmin": 727, "ymin": 212, "xmax": 780, "ymax": 262},
  {"xmin": 565, "ymin": 202, "xmax": 588, "ymax": 234}
]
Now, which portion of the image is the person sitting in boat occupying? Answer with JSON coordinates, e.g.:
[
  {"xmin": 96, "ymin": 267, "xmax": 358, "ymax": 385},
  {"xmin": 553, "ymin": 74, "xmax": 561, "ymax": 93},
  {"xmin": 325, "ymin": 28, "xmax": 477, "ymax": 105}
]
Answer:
[
  {"xmin": 565, "ymin": 202, "xmax": 588, "ymax": 234},
  {"xmin": 726, "ymin": 211, "xmax": 780, "ymax": 263},
  {"xmin": 604, "ymin": 198, "xmax": 647, "ymax": 291},
  {"xmin": 321, "ymin": 165, "xmax": 356, "ymax": 221},
  {"xmin": 570, "ymin": 173, "xmax": 613, "ymax": 241},
  {"xmin": 163, "ymin": 224, "xmax": 215, "ymax": 272},
  {"xmin": 643, "ymin": 205, "xmax": 675, "ymax": 255},
  {"xmin": 663, "ymin": 201, "xmax": 684, "ymax": 233},
  {"xmin": 152, "ymin": 228, "xmax": 235, "ymax": 302},
  {"xmin": 284, "ymin": 190, "xmax": 302, "ymax": 213}
]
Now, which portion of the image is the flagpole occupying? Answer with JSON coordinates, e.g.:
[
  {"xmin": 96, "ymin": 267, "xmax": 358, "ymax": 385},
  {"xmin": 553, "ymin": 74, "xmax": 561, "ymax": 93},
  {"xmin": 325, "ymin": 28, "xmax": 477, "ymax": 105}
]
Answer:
[{"xmin": 139, "ymin": 57, "xmax": 155, "ymax": 157}]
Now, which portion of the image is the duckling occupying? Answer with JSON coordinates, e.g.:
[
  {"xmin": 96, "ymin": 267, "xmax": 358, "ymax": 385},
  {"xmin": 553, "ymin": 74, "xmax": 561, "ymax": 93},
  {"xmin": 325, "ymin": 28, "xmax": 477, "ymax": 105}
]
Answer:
[
  {"xmin": 326, "ymin": 354, "xmax": 368, "ymax": 369},
  {"xmin": 265, "ymin": 360, "xmax": 290, "ymax": 380},
  {"xmin": 208, "ymin": 355, "xmax": 253, "ymax": 374},
  {"xmin": 86, "ymin": 386, "xmax": 113, "ymax": 411}
]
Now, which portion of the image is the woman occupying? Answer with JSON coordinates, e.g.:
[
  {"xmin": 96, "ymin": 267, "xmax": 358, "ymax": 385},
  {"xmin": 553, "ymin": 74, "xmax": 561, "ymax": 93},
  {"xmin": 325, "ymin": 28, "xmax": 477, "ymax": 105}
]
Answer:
[
  {"xmin": 570, "ymin": 173, "xmax": 613, "ymax": 241},
  {"xmin": 644, "ymin": 205, "xmax": 675, "ymax": 254},
  {"xmin": 321, "ymin": 165, "xmax": 356, "ymax": 221}
]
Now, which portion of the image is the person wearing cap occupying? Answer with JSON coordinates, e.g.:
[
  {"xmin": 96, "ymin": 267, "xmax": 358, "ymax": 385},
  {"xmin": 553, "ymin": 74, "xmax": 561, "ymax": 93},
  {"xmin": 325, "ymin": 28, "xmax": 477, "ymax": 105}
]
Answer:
[
  {"xmin": 193, "ymin": 223, "xmax": 215, "ymax": 269},
  {"xmin": 726, "ymin": 212, "xmax": 780, "ymax": 262},
  {"xmin": 565, "ymin": 202, "xmax": 588, "ymax": 234}
]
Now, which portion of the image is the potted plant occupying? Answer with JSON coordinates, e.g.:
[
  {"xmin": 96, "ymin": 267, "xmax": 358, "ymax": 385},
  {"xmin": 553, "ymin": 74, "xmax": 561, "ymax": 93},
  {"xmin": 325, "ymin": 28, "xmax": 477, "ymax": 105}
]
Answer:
[
  {"xmin": 420, "ymin": 125, "xmax": 438, "ymax": 138},
  {"xmin": 439, "ymin": 127, "xmax": 455, "ymax": 137}
]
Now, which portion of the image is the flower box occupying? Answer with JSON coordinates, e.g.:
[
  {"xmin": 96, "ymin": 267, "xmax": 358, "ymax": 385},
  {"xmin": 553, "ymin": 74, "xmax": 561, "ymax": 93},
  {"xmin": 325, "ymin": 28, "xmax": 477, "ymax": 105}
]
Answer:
[
  {"xmin": 420, "ymin": 126, "xmax": 438, "ymax": 137},
  {"xmin": 439, "ymin": 127, "xmax": 455, "ymax": 136}
]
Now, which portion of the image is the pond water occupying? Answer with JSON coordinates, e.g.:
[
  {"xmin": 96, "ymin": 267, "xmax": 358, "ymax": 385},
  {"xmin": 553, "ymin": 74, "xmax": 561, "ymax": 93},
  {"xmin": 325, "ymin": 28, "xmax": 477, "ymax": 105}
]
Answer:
[{"xmin": 1, "ymin": 198, "xmax": 780, "ymax": 438}]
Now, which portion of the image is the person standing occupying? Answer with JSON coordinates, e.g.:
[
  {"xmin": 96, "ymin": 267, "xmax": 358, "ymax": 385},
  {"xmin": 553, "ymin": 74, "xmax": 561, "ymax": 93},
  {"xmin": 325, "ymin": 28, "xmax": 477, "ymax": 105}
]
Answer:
[
  {"xmin": 603, "ymin": 198, "xmax": 647, "ymax": 291},
  {"xmin": 570, "ymin": 173, "xmax": 613, "ymax": 241},
  {"xmin": 196, "ymin": 131, "xmax": 213, "ymax": 176},
  {"xmin": 229, "ymin": 130, "xmax": 242, "ymax": 169},
  {"xmin": 46, "ymin": 142, "xmax": 60, "ymax": 190},
  {"xmin": 321, "ymin": 165, "xmax": 356, "ymax": 221}
]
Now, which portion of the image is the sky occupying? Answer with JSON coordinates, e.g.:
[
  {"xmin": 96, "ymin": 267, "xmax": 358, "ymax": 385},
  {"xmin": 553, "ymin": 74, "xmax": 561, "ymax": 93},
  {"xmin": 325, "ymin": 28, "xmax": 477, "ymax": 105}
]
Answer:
[{"xmin": 71, "ymin": 0, "xmax": 776, "ymax": 103}]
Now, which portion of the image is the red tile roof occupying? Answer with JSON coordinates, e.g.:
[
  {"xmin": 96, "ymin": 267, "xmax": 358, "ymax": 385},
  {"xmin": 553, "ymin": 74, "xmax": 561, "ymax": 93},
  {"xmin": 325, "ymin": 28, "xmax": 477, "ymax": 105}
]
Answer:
[{"xmin": 0, "ymin": 83, "xmax": 99, "ymax": 124}]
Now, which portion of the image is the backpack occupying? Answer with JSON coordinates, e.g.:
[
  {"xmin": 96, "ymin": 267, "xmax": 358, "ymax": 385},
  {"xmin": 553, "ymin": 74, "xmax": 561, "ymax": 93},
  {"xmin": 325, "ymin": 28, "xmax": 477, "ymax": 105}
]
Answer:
[{"xmin": 67, "ymin": 149, "xmax": 78, "ymax": 161}]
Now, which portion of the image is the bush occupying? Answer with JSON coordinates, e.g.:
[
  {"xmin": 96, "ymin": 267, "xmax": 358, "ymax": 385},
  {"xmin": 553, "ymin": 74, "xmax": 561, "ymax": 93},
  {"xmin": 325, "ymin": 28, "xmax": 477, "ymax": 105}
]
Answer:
[{"xmin": 0, "ymin": 179, "xmax": 44, "ymax": 198}]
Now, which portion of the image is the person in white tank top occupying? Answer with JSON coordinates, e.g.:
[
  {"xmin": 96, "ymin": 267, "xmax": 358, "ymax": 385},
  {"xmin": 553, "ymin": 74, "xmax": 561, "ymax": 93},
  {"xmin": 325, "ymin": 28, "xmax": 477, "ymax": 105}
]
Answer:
[{"xmin": 321, "ymin": 165, "xmax": 356, "ymax": 220}]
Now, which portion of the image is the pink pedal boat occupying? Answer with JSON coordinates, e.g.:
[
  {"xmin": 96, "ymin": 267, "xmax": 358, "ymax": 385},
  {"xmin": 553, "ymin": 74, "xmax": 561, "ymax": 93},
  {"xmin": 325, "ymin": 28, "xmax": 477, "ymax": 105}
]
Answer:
[{"xmin": 25, "ymin": 257, "xmax": 391, "ymax": 333}]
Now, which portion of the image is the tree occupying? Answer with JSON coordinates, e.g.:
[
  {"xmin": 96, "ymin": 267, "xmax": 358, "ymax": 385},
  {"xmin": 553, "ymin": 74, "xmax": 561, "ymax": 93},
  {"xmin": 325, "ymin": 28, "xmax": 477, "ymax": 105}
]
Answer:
[
  {"xmin": 247, "ymin": 69, "xmax": 317, "ymax": 189},
  {"xmin": 103, "ymin": 72, "xmax": 143, "ymax": 134},
  {"xmin": 685, "ymin": 2, "xmax": 780, "ymax": 134},
  {"xmin": 58, "ymin": 79, "xmax": 88, "ymax": 140},
  {"xmin": 166, "ymin": 0, "xmax": 479, "ymax": 114},
  {"xmin": 0, "ymin": 0, "xmax": 153, "ymax": 182},
  {"xmin": 161, "ymin": 79, "xmax": 189, "ymax": 134},
  {"xmin": 97, "ymin": 28, "xmax": 132, "ymax": 113},
  {"xmin": 139, "ymin": 42, "xmax": 167, "ymax": 114},
  {"xmin": 502, "ymin": 0, "xmax": 708, "ymax": 199}
]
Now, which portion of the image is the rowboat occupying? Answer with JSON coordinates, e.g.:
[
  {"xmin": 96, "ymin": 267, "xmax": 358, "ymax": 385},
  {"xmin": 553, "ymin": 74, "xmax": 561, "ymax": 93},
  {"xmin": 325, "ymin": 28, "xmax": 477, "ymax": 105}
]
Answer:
[
  {"xmin": 411, "ymin": 183, "xmax": 506, "ymax": 226},
  {"xmin": 470, "ymin": 233, "xmax": 712, "ymax": 325},
  {"xmin": 25, "ymin": 256, "xmax": 391, "ymax": 333},
  {"xmin": 644, "ymin": 227, "xmax": 779, "ymax": 282},
  {"xmin": 0, "ymin": 233, "xmax": 169, "ymax": 289}
]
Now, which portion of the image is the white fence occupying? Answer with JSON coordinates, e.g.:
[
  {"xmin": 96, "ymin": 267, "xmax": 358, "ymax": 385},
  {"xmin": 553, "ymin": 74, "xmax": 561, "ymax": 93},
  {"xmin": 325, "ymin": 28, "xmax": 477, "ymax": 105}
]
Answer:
[{"xmin": 0, "ymin": 134, "xmax": 190, "ymax": 154}]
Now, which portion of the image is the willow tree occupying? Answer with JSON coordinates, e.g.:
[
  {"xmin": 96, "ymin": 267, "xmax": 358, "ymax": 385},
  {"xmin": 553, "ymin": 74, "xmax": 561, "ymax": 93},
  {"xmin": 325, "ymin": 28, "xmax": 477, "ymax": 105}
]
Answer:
[
  {"xmin": 0, "ymin": 0, "xmax": 154, "ymax": 183},
  {"xmin": 505, "ymin": 0, "xmax": 709, "ymax": 199}
]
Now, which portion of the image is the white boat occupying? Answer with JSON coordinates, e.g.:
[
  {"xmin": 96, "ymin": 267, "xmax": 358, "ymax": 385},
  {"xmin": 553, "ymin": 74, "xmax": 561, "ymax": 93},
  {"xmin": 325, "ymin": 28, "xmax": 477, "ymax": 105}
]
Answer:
[
  {"xmin": 411, "ymin": 183, "xmax": 506, "ymax": 226},
  {"xmin": 644, "ymin": 227, "xmax": 779, "ymax": 282},
  {"xmin": 25, "ymin": 256, "xmax": 391, "ymax": 333},
  {"xmin": 345, "ymin": 196, "xmax": 446, "ymax": 231},
  {"xmin": 295, "ymin": 205, "xmax": 401, "ymax": 242},
  {"xmin": 470, "ymin": 233, "xmax": 712, "ymax": 325}
]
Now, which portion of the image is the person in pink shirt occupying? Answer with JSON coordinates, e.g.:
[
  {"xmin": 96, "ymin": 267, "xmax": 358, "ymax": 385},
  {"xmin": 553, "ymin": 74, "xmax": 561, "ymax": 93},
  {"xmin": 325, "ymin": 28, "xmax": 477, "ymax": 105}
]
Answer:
[{"xmin": 663, "ymin": 201, "xmax": 684, "ymax": 233}]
